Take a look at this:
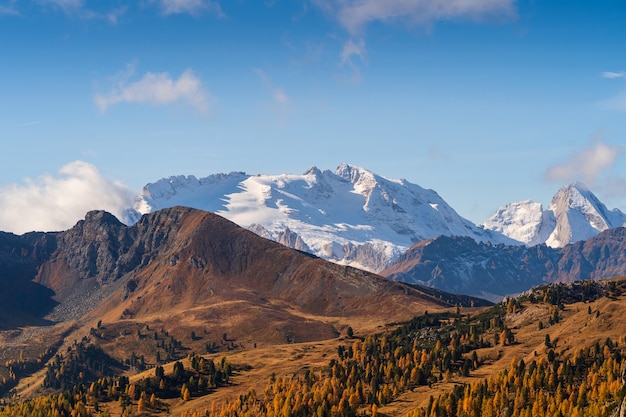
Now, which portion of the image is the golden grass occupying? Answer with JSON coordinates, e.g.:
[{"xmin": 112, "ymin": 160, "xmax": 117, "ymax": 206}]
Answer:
[{"xmin": 7, "ymin": 283, "xmax": 626, "ymax": 417}]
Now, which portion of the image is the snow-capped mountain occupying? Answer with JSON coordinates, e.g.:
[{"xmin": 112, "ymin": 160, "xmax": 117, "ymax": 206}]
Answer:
[
  {"xmin": 482, "ymin": 182, "xmax": 626, "ymax": 248},
  {"xmin": 128, "ymin": 163, "xmax": 511, "ymax": 272}
]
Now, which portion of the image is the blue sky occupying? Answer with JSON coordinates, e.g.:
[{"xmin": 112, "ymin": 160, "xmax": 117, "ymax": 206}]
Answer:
[{"xmin": 2, "ymin": 0, "xmax": 626, "ymax": 232}]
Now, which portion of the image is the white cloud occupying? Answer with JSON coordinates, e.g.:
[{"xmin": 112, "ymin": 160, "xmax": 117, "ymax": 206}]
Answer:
[
  {"xmin": 158, "ymin": 0, "xmax": 224, "ymax": 16},
  {"xmin": 339, "ymin": 38, "xmax": 366, "ymax": 82},
  {"xmin": 0, "ymin": 161, "xmax": 135, "ymax": 235},
  {"xmin": 545, "ymin": 140, "xmax": 620, "ymax": 184},
  {"xmin": 601, "ymin": 71, "xmax": 626, "ymax": 79},
  {"xmin": 95, "ymin": 66, "xmax": 210, "ymax": 113},
  {"xmin": 313, "ymin": 0, "xmax": 517, "ymax": 35}
]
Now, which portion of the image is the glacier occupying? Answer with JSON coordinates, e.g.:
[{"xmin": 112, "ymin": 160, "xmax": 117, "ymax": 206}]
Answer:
[{"xmin": 127, "ymin": 163, "xmax": 511, "ymax": 272}]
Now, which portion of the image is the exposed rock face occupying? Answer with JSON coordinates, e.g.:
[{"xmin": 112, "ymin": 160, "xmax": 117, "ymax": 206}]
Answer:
[
  {"xmin": 382, "ymin": 236, "xmax": 559, "ymax": 301},
  {"xmin": 275, "ymin": 227, "xmax": 311, "ymax": 252},
  {"xmin": 339, "ymin": 242, "xmax": 392, "ymax": 272},
  {"xmin": 0, "ymin": 207, "xmax": 458, "ymax": 331},
  {"xmin": 383, "ymin": 227, "xmax": 626, "ymax": 300},
  {"xmin": 54, "ymin": 211, "xmax": 137, "ymax": 285},
  {"xmin": 555, "ymin": 227, "xmax": 626, "ymax": 281}
]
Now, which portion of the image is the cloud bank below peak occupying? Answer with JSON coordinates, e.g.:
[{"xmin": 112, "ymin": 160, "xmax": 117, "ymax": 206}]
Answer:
[{"xmin": 0, "ymin": 161, "xmax": 135, "ymax": 235}]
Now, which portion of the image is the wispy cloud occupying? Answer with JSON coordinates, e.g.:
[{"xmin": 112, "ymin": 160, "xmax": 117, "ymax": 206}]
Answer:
[
  {"xmin": 313, "ymin": 0, "xmax": 517, "ymax": 35},
  {"xmin": 313, "ymin": 0, "xmax": 516, "ymax": 80},
  {"xmin": 28, "ymin": 0, "xmax": 221, "ymax": 21},
  {"xmin": 600, "ymin": 70, "xmax": 626, "ymax": 111},
  {"xmin": 598, "ymin": 70, "xmax": 626, "ymax": 111},
  {"xmin": 39, "ymin": 0, "xmax": 83, "ymax": 13},
  {"xmin": 601, "ymin": 71, "xmax": 626, "ymax": 79},
  {"xmin": 36, "ymin": 0, "xmax": 127, "ymax": 23},
  {"xmin": 17, "ymin": 121, "xmax": 42, "ymax": 127},
  {"xmin": 339, "ymin": 38, "xmax": 366, "ymax": 82},
  {"xmin": 544, "ymin": 140, "xmax": 620, "ymax": 184},
  {"xmin": 95, "ymin": 64, "xmax": 210, "ymax": 113},
  {"xmin": 158, "ymin": 0, "xmax": 224, "ymax": 17},
  {"xmin": 0, "ymin": 161, "xmax": 135, "ymax": 234},
  {"xmin": 0, "ymin": 0, "xmax": 19, "ymax": 16},
  {"xmin": 253, "ymin": 68, "xmax": 291, "ymax": 108}
]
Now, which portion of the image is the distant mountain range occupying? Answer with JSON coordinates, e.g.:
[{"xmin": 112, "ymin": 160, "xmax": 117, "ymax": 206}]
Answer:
[
  {"xmin": 127, "ymin": 164, "xmax": 512, "ymax": 272},
  {"xmin": 382, "ymin": 226, "xmax": 626, "ymax": 301},
  {"xmin": 482, "ymin": 182, "xmax": 626, "ymax": 248},
  {"xmin": 126, "ymin": 165, "xmax": 626, "ymax": 274}
]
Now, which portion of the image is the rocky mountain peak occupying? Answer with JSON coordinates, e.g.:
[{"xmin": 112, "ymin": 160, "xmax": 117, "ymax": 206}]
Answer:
[
  {"xmin": 483, "ymin": 182, "xmax": 626, "ymax": 248},
  {"xmin": 303, "ymin": 166, "xmax": 322, "ymax": 177},
  {"xmin": 334, "ymin": 163, "xmax": 376, "ymax": 187},
  {"xmin": 82, "ymin": 210, "xmax": 125, "ymax": 228},
  {"xmin": 546, "ymin": 182, "xmax": 614, "ymax": 247}
]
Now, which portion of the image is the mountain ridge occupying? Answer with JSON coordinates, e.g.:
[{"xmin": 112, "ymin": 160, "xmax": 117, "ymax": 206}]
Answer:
[
  {"xmin": 128, "ymin": 163, "xmax": 513, "ymax": 272},
  {"xmin": 382, "ymin": 226, "xmax": 626, "ymax": 301},
  {"xmin": 128, "ymin": 166, "xmax": 626, "ymax": 271},
  {"xmin": 0, "ymin": 206, "xmax": 484, "ymax": 332},
  {"xmin": 482, "ymin": 182, "xmax": 626, "ymax": 248}
]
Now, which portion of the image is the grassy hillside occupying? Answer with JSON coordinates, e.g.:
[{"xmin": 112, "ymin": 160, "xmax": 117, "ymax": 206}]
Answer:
[{"xmin": 2, "ymin": 278, "xmax": 626, "ymax": 416}]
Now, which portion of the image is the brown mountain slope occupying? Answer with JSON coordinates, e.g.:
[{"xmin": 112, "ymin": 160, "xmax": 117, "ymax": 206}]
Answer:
[
  {"xmin": 1, "ymin": 206, "xmax": 475, "ymax": 394},
  {"xmin": 32, "ymin": 206, "xmax": 455, "ymax": 320},
  {"xmin": 79, "ymin": 207, "xmax": 458, "ymax": 347},
  {"xmin": 133, "ymin": 278, "xmax": 626, "ymax": 417}
]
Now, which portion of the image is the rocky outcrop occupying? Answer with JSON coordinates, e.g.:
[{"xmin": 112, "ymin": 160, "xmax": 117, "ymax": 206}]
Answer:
[{"xmin": 275, "ymin": 227, "xmax": 311, "ymax": 253}]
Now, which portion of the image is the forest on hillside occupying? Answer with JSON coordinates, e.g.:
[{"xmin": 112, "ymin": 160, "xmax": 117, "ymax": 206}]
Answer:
[{"xmin": 1, "ymin": 280, "xmax": 625, "ymax": 417}]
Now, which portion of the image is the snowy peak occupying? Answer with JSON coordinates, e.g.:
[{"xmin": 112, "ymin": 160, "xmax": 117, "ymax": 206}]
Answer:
[
  {"xmin": 129, "ymin": 164, "xmax": 511, "ymax": 272},
  {"xmin": 482, "ymin": 182, "xmax": 626, "ymax": 248},
  {"xmin": 303, "ymin": 166, "xmax": 323, "ymax": 177},
  {"xmin": 548, "ymin": 182, "xmax": 609, "ymax": 230},
  {"xmin": 136, "ymin": 171, "xmax": 249, "ymax": 214},
  {"xmin": 546, "ymin": 182, "xmax": 615, "ymax": 247},
  {"xmin": 481, "ymin": 200, "xmax": 552, "ymax": 246}
]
